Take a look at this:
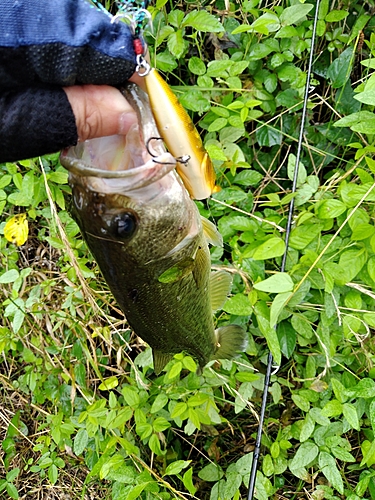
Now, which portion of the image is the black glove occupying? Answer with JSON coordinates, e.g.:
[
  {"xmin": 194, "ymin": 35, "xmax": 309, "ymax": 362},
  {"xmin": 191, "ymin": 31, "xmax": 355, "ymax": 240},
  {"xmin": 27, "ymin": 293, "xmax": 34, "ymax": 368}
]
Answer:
[{"xmin": 0, "ymin": 0, "xmax": 137, "ymax": 162}]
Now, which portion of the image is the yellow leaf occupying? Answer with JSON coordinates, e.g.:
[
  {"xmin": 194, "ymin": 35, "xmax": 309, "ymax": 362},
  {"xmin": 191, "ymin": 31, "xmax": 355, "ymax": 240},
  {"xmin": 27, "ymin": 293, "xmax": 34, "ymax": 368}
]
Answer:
[{"xmin": 4, "ymin": 214, "xmax": 28, "ymax": 246}]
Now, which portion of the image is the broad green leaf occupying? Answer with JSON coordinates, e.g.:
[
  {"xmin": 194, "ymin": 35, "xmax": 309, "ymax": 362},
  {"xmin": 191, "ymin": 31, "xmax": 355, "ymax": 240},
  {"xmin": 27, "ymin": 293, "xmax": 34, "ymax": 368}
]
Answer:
[
  {"xmin": 253, "ymin": 237, "xmax": 285, "ymax": 260},
  {"xmin": 338, "ymin": 248, "xmax": 367, "ymax": 282},
  {"xmin": 325, "ymin": 10, "xmax": 349, "ymax": 22},
  {"xmin": 6, "ymin": 469, "xmax": 20, "ymax": 483},
  {"xmin": 182, "ymin": 467, "xmax": 197, "ymax": 495},
  {"xmin": 319, "ymin": 452, "xmax": 344, "ymax": 494},
  {"xmin": 74, "ymin": 429, "xmax": 88, "ymax": 456},
  {"xmin": 256, "ymin": 315, "xmax": 281, "ymax": 365},
  {"xmin": 171, "ymin": 402, "xmax": 187, "ymax": 419},
  {"xmin": 223, "ymin": 293, "xmax": 252, "ymax": 316},
  {"xmin": 287, "ymin": 153, "xmax": 307, "ymax": 187},
  {"xmin": 322, "ymin": 399, "xmax": 343, "ymax": 417},
  {"xmin": 98, "ymin": 376, "xmax": 118, "ymax": 391},
  {"xmin": 351, "ymin": 378, "xmax": 375, "ymax": 399},
  {"xmin": 327, "ymin": 47, "xmax": 354, "ymax": 88},
  {"xmin": 168, "ymin": 360, "xmax": 183, "ymax": 379},
  {"xmin": 125, "ymin": 483, "xmax": 149, "ymax": 500},
  {"xmin": 0, "ymin": 269, "xmax": 20, "ymax": 284},
  {"xmin": 290, "ymin": 442, "xmax": 319, "ymax": 469},
  {"xmin": 150, "ymin": 393, "xmax": 168, "ymax": 413},
  {"xmin": 188, "ymin": 56, "xmax": 206, "ymax": 75},
  {"xmin": 316, "ymin": 199, "xmax": 347, "ymax": 219},
  {"xmin": 334, "ymin": 110, "xmax": 375, "ymax": 128},
  {"xmin": 277, "ymin": 321, "xmax": 296, "ymax": 358},
  {"xmin": 182, "ymin": 10, "xmax": 224, "ymax": 32},
  {"xmin": 280, "ymin": 4, "xmax": 313, "ymax": 26},
  {"xmin": 164, "ymin": 460, "xmax": 191, "ymax": 476},
  {"xmin": 351, "ymin": 223, "xmax": 375, "ymax": 240},
  {"xmin": 343, "ymin": 403, "xmax": 360, "ymax": 430},
  {"xmin": 198, "ymin": 463, "xmax": 224, "ymax": 482},
  {"xmin": 270, "ymin": 292, "xmax": 292, "ymax": 328},
  {"xmin": 48, "ymin": 464, "xmax": 58, "ymax": 485},
  {"xmin": 254, "ymin": 273, "xmax": 293, "ymax": 293},
  {"xmin": 167, "ymin": 30, "xmax": 187, "ymax": 58},
  {"xmin": 6, "ymin": 483, "xmax": 19, "ymax": 500},
  {"xmin": 300, "ymin": 414, "xmax": 315, "ymax": 442},
  {"xmin": 354, "ymin": 90, "xmax": 375, "ymax": 106}
]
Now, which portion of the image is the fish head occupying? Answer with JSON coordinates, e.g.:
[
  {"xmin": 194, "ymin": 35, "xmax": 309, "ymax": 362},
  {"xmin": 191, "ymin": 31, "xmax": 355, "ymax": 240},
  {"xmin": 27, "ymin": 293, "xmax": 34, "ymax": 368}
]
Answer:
[{"xmin": 60, "ymin": 83, "xmax": 200, "ymax": 266}]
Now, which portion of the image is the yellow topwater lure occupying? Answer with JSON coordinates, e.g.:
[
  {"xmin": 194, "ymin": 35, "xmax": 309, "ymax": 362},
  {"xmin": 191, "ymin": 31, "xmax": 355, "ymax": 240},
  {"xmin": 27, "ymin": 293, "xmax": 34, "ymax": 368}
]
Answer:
[{"xmin": 142, "ymin": 67, "xmax": 217, "ymax": 200}]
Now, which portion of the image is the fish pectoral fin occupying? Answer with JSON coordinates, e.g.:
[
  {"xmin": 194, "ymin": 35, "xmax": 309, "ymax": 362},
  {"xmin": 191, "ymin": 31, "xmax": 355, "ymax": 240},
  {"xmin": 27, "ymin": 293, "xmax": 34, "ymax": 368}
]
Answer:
[
  {"xmin": 153, "ymin": 350, "xmax": 174, "ymax": 374},
  {"xmin": 158, "ymin": 257, "xmax": 195, "ymax": 284},
  {"xmin": 192, "ymin": 244, "xmax": 210, "ymax": 289},
  {"xmin": 201, "ymin": 217, "xmax": 223, "ymax": 247},
  {"xmin": 212, "ymin": 325, "xmax": 248, "ymax": 361},
  {"xmin": 210, "ymin": 270, "xmax": 233, "ymax": 312}
]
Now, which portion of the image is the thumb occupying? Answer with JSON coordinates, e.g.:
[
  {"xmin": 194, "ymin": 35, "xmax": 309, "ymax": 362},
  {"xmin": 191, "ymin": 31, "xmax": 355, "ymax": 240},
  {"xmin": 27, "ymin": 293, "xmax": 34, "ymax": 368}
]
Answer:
[{"xmin": 63, "ymin": 84, "xmax": 137, "ymax": 141}]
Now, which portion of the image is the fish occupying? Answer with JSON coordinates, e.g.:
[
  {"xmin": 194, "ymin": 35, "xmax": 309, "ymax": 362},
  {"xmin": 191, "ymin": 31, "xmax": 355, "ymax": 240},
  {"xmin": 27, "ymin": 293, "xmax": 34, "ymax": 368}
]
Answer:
[
  {"xmin": 60, "ymin": 83, "xmax": 247, "ymax": 374},
  {"xmin": 144, "ymin": 68, "xmax": 216, "ymax": 201}
]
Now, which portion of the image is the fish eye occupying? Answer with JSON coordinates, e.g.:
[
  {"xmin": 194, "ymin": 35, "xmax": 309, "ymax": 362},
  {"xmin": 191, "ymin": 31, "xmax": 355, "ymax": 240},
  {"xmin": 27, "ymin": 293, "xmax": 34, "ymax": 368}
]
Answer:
[{"xmin": 113, "ymin": 212, "xmax": 138, "ymax": 239}]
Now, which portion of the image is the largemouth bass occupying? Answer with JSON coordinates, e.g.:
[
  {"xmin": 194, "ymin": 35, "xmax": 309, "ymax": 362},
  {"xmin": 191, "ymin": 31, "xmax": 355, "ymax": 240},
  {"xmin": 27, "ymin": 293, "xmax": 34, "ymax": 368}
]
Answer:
[{"xmin": 60, "ymin": 83, "xmax": 247, "ymax": 373}]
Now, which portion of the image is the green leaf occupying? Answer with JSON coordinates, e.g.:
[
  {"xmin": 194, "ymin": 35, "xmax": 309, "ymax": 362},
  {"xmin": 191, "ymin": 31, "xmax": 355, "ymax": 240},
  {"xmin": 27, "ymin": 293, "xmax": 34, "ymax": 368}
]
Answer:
[
  {"xmin": 256, "ymin": 315, "xmax": 281, "ymax": 365},
  {"xmin": 122, "ymin": 387, "xmax": 140, "ymax": 408},
  {"xmin": 182, "ymin": 467, "xmax": 197, "ymax": 495},
  {"xmin": 270, "ymin": 292, "xmax": 292, "ymax": 328},
  {"xmin": 198, "ymin": 463, "xmax": 224, "ymax": 482},
  {"xmin": 256, "ymin": 126, "xmax": 282, "ymax": 147},
  {"xmin": 182, "ymin": 10, "xmax": 224, "ymax": 32},
  {"xmin": 153, "ymin": 417, "xmax": 171, "ymax": 432},
  {"xmin": 316, "ymin": 199, "xmax": 347, "ymax": 219},
  {"xmin": 0, "ymin": 269, "xmax": 20, "ymax": 284},
  {"xmin": 339, "ymin": 248, "xmax": 367, "ymax": 282},
  {"xmin": 254, "ymin": 273, "xmax": 294, "ymax": 293},
  {"xmin": 223, "ymin": 293, "xmax": 252, "ymax": 316},
  {"xmin": 171, "ymin": 402, "xmax": 187, "ymax": 419},
  {"xmin": 327, "ymin": 47, "xmax": 354, "ymax": 88},
  {"xmin": 334, "ymin": 111, "xmax": 375, "ymax": 128},
  {"xmin": 253, "ymin": 237, "xmax": 286, "ymax": 260},
  {"xmin": 98, "ymin": 376, "xmax": 118, "ymax": 391},
  {"xmin": 354, "ymin": 90, "xmax": 375, "ymax": 106},
  {"xmin": 342, "ymin": 403, "xmax": 360, "ymax": 430},
  {"xmin": 74, "ymin": 429, "xmax": 88, "ymax": 456},
  {"xmin": 319, "ymin": 452, "xmax": 344, "ymax": 494},
  {"xmin": 208, "ymin": 118, "xmax": 228, "ymax": 132},
  {"xmin": 280, "ymin": 4, "xmax": 314, "ymax": 26},
  {"xmin": 351, "ymin": 378, "xmax": 375, "ymax": 399},
  {"xmin": 167, "ymin": 30, "xmax": 187, "ymax": 59},
  {"xmin": 277, "ymin": 322, "xmax": 296, "ymax": 358},
  {"xmin": 48, "ymin": 464, "xmax": 58, "ymax": 485},
  {"xmin": 150, "ymin": 393, "xmax": 168, "ymax": 414},
  {"xmin": 290, "ymin": 442, "xmax": 319, "ymax": 469},
  {"xmin": 125, "ymin": 483, "xmax": 149, "ymax": 500},
  {"xmin": 167, "ymin": 360, "xmax": 183, "ymax": 379},
  {"xmin": 300, "ymin": 414, "xmax": 315, "ymax": 442},
  {"xmin": 188, "ymin": 57, "xmax": 206, "ymax": 75},
  {"xmin": 6, "ymin": 469, "xmax": 20, "ymax": 483},
  {"xmin": 164, "ymin": 460, "xmax": 191, "ymax": 476},
  {"xmin": 325, "ymin": 10, "xmax": 349, "ymax": 22},
  {"xmin": 6, "ymin": 483, "xmax": 19, "ymax": 500}
]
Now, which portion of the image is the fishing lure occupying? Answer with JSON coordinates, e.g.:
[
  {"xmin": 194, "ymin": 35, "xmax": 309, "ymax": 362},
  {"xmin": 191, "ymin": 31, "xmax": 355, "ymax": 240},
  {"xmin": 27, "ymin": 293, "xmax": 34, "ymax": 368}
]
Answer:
[{"xmin": 91, "ymin": 0, "xmax": 216, "ymax": 200}]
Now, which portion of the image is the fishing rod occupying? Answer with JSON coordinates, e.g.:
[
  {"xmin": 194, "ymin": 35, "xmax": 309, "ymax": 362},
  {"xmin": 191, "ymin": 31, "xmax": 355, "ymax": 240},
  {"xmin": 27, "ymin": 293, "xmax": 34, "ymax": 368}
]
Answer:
[{"xmin": 247, "ymin": 1, "xmax": 321, "ymax": 497}]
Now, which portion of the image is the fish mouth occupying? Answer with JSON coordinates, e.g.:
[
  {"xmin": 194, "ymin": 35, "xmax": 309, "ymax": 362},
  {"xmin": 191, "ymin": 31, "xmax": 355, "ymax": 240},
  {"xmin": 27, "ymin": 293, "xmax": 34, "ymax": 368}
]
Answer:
[{"xmin": 60, "ymin": 83, "xmax": 177, "ymax": 189}]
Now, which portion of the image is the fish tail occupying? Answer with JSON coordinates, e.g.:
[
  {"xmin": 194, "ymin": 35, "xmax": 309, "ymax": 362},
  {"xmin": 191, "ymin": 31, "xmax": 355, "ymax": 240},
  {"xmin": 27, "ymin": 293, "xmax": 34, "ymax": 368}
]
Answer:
[{"xmin": 213, "ymin": 325, "xmax": 248, "ymax": 361}]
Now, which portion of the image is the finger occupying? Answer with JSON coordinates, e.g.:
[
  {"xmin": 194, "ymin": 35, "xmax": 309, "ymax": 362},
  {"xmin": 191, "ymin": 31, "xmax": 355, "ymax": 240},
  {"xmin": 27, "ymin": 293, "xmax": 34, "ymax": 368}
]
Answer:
[{"xmin": 63, "ymin": 85, "xmax": 137, "ymax": 141}]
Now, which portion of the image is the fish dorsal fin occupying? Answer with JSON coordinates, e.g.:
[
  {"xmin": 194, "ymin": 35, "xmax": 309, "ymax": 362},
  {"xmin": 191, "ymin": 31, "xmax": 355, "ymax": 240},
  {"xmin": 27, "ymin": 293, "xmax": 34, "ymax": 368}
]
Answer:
[
  {"xmin": 201, "ymin": 217, "xmax": 223, "ymax": 247},
  {"xmin": 213, "ymin": 325, "xmax": 248, "ymax": 360},
  {"xmin": 210, "ymin": 270, "xmax": 233, "ymax": 311},
  {"xmin": 153, "ymin": 350, "xmax": 174, "ymax": 374}
]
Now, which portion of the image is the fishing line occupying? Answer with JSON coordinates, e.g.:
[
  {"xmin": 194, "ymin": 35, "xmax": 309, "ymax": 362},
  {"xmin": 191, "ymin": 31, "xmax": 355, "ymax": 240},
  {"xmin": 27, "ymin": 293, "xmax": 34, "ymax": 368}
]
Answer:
[{"xmin": 247, "ymin": 2, "xmax": 320, "ymax": 498}]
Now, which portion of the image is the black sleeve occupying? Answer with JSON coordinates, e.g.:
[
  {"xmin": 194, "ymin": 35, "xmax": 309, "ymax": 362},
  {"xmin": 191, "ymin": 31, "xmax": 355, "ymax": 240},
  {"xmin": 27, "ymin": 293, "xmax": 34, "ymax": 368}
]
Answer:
[
  {"xmin": 0, "ymin": 0, "xmax": 139, "ymax": 162},
  {"xmin": 0, "ymin": 86, "xmax": 77, "ymax": 162}
]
